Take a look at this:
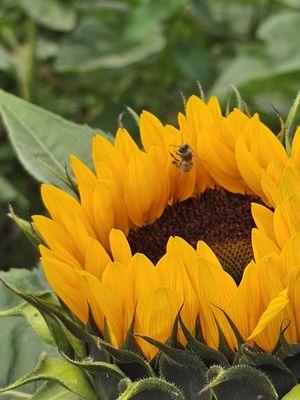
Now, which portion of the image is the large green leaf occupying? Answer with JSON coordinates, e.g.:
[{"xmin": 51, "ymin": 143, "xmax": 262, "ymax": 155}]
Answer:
[
  {"xmin": 0, "ymin": 268, "xmax": 57, "ymax": 400},
  {"xmin": 0, "ymin": 353, "xmax": 98, "ymax": 400},
  {"xmin": 31, "ymin": 381, "xmax": 81, "ymax": 400},
  {"xmin": 0, "ymin": 90, "xmax": 110, "ymax": 186},
  {"xmin": 18, "ymin": 0, "xmax": 77, "ymax": 32},
  {"xmin": 257, "ymin": 11, "xmax": 300, "ymax": 61},
  {"xmin": 55, "ymin": 14, "xmax": 165, "ymax": 72}
]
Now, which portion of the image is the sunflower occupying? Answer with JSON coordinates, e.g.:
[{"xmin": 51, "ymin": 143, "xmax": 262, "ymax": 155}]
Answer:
[{"xmin": 32, "ymin": 94, "xmax": 300, "ymax": 362}]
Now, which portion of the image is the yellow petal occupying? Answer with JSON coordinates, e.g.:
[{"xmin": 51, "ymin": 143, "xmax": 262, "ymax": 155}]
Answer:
[
  {"xmin": 102, "ymin": 261, "xmax": 134, "ymax": 338},
  {"xmin": 77, "ymin": 270, "xmax": 123, "ymax": 346},
  {"xmin": 273, "ymin": 198, "xmax": 298, "ymax": 248},
  {"xmin": 114, "ymin": 128, "xmax": 139, "ymax": 162},
  {"xmin": 41, "ymin": 256, "xmax": 88, "ymax": 323},
  {"xmin": 166, "ymin": 236, "xmax": 196, "ymax": 270},
  {"xmin": 92, "ymin": 134, "xmax": 127, "ymax": 189},
  {"xmin": 109, "ymin": 229, "xmax": 132, "ymax": 265},
  {"xmin": 261, "ymin": 170, "xmax": 279, "ymax": 208},
  {"xmin": 129, "ymin": 253, "xmax": 160, "ymax": 301},
  {"xmin": 135, "ymin": 287, "xmax": 182, "ymax": 360},
  {"xmin": 196, "ymin": 241, "xmax": 222, "ymax": 269},
  {"xmin": 228, "ymin": 254, "xmax": 285, "ymax": 350},
  {"xmin": 188, "ymin": 257, "xmax": 237, "ymax": 349},
  {"xmin": 248, "ymin": 289, "xmax": 289, "ymax": 342},
  {"xmin": 140, "ymin": 110, "xmax": 165, "ymax": 151},
  {"xmin": 207, "ymin": 96, "xmax": 222, "ymax": 119},
  {"xmin": 251, "ymin": 203, "xmax": 276, "ymax": 242},
  {"xmin": 156, "ymin": 251, "xmax": 198, "ymax": 339},
  {"xmin": 287, "ymin": 266, "xmax": 300, "ymax": 337},
  {"xmin": 93, "ymin": 181, "xmax": 114, "ymax": 249},
  {"xmin": 70, "ymin": 155, "xmax": 97, "ymax": 224},
  {"xmin": 85, "ymin": 237, "xmax": 111, "ymax": 280},
  {"xmin": 235, "ymin": 135, "xmax": 264, "ymax": 198},
  {"xmin": 280, "ymin": 233, "xmax": 300, "ymax": 277},
  {"xmin": 124, "ymin": 150, "xmax": 167, "ymax": 226},
  {"xmin": 251, "ymin": 228, "xmax": 280, "ymax": 261},
  {"xmin": 279, "ymin": 167, "xmax": 300, "ymax": 203},
  {"xmin": 32, "ymin": 215, "xmax": 81, "ymax": 267}
]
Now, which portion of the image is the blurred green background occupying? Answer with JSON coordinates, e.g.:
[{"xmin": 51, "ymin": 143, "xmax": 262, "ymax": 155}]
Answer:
[{"xmin": 0, "ymin": 0, "xmax": 300, "ymax": 270}]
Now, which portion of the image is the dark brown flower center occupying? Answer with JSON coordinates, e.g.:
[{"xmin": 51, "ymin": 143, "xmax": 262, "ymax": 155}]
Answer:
[{"xmin": 127, "ymin": 188, "xmax": 262, "ymax": 283}]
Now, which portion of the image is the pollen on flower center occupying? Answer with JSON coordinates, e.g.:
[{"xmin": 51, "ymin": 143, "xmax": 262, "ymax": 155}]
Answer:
[{"xmin": 127, "ymin": 189, "xmax": 262, "ymax": 283}]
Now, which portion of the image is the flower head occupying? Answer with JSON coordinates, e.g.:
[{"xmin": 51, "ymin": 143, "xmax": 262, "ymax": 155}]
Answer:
[{"xmin": 32, "ymin": 94, "xmax": 300, "ymax": 359}]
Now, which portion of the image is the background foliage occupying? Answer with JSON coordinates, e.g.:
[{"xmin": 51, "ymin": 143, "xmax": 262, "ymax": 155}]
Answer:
[{"xmin": 0, "ymin": 0, "xmax": 300, "ymax": 270}]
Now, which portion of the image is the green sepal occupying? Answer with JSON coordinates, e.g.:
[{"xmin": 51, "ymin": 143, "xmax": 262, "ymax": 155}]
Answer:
[
  {"xmin": 225, "ymin": 84, "xmax": 250, "ymax": 117},
  {"xmin": 136, "ymin": 333, "xmax": 211, "ymax": 397},
  {"xmin": 0, "ymin": 292, "xmax": 54, "ymax": 345},
  {"xmin": 31, "ymin": 381, "xmax": 81, "ymax": 399},
  {"xmin": 159, "ymin": 353, "xmax": 211, "ymax": 399},
  {"xmin": 61, "ymin": 353, "xmax": 127, "ymax": 400},
  {"xmin": 125, "ymin": 106, "xmax": 140, "ymax": 126},
  {"xmin": 98, "ymin": 339, "xmax": 155, "ymax": 379},
  {"xmin": 275, "ymin": 327, "xmax": 300, "ymax": 381},
  {"xmin": 8, "ymin": 204, "xmax": 42, "ymax": 247},
  {"xmin": 214, "ymin": 317, "xmax": 235, "ymax": 364},
  {"xmin": 121, "ymin": 310, "xmax": 144, "ymax": 357},
  {"xmin": 179, "ymin": 314, "xmax": 229, "ymax": 368},
  {"xmin": 285, "ymin": 90, "xmax": 300, "ymax": 155},
  {"xmin": 136, "ymin": 334, "xmax": 207, "ymax": 372},
  {"xmin": 195, "ymin": 315, "xmax": 205, "ymax": 343},
  {"xmin": 0, "ymin": 353, "xmax": 98, "ymax": 400},
  {"xmin": 202, "ymin": 365, "xmax": 278, "ymax": 400},
  {"xmin": 239, "ymin": 344, "xmax": 296, "ymax": 398},
  {"xmin": 212, "ymin": 305, "xmax": 246, "ymax": 350},
  {"xmin": 86, "ymin": 307, "xmax": 102, "ymax": 338},
  {"xmin": 168, "ymin": 313, "xmax": 184, "ymax": 349},
  {"xmin": 282, "ymin": 384, "xmax": 300, "ymax": 400},
  {"xmin": 118, "ymin": 377, "xmax": 185, "ymax": 400}
]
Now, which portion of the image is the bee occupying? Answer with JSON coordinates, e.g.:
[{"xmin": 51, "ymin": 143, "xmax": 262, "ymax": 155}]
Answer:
[{"xmin": 170, "ymin": 143, "xmax": 194, "ymax": 172}]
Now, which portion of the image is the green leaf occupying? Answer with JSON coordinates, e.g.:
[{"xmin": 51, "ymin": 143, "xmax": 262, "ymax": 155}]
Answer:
[
  {"xmin": 55, "ymin": 15, "xmax": 165, "ymax": 73},
  {"xmin": 118, "ymin": 378, "xmax": 185, "ymax": 400},
  {"xmin": 31, "ymin": 381, "xmax": 81, "ymax": 400},
  {"xmin": 282, "ymin": 384, "xmax": 300, "ymax": 400},
  {"xmin": 0, "ymin": 353, "xmax": 98, "ymax": 400},
  {"xmin": 202, "ymin": 365, "xmax": 278, "ymax": 400},
  {"xmin": 61, "ymin": 352, "xmax": 126, "ymax": 379},
  {"xmin": 61, "ymin": 353, "xmax": 126, "ymax": 400},
  {"xmin": 257, "ymin": 11, "xmax": 300, "ymax": 62},
  {"xmin": 0, "ymin": 292, "xmax": 55, "ymax": 346},
  {"xmin": 0, "ymin": 273, "xmax": 91, "ymax": 348},
  {"xmin": 0, "ymin": 268, "xmax": 57, "ymax": 400},
  {"xmin": 0, "ymin": 89, "xmax": 110, "ymax": 187},
  {"xmin": 18, "ymin": 0, "xmax": 76, "ymax": 32}
]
